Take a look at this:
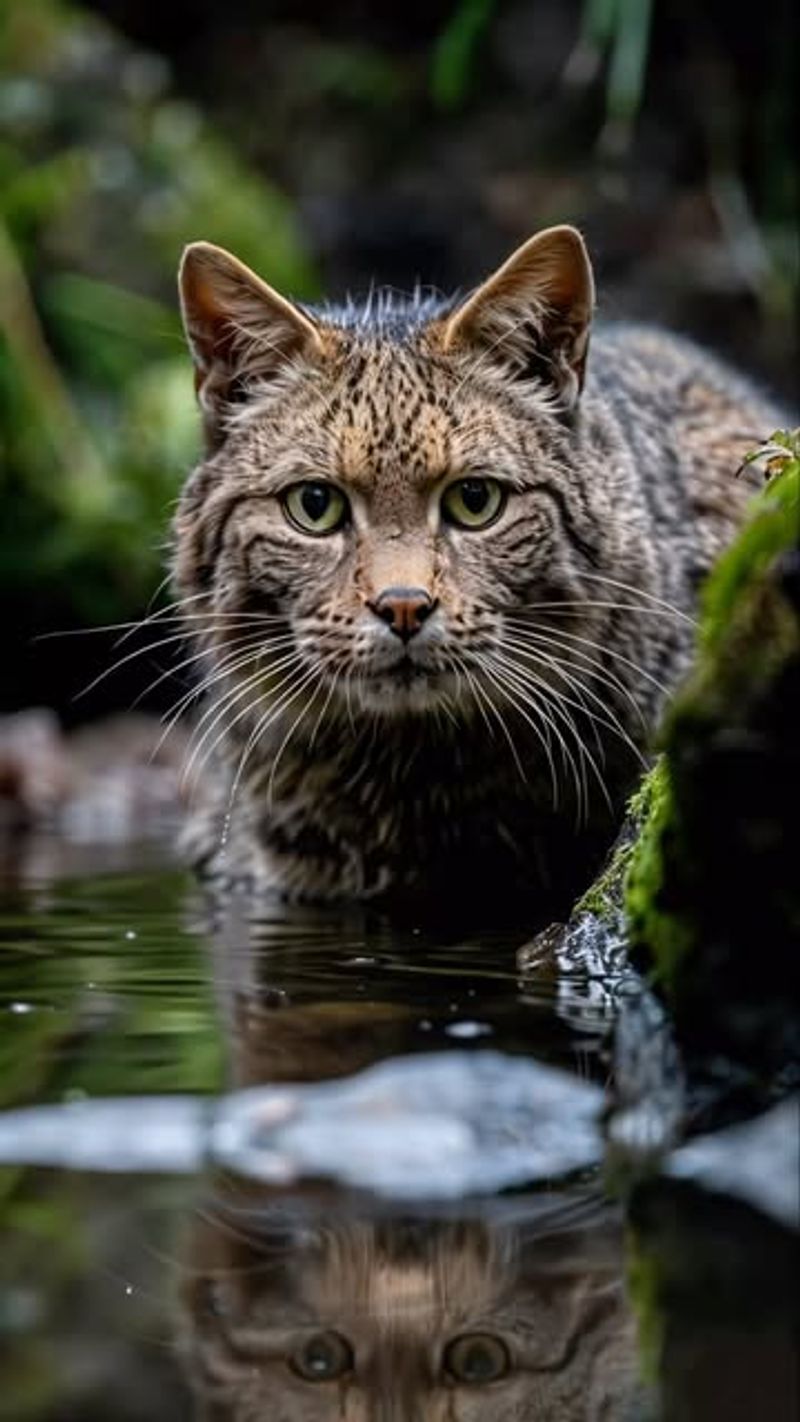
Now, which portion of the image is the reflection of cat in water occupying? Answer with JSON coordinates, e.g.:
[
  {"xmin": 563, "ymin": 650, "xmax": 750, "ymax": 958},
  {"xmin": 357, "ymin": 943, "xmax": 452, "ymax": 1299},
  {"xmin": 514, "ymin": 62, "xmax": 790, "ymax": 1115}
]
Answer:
[
  {"xmin": 179, "ymin": 1184, "xmax": 644, "ymax": 1420},
  {"xmin": 178, "ymin": 927, "xmax": 645, "ymax": 1419}
]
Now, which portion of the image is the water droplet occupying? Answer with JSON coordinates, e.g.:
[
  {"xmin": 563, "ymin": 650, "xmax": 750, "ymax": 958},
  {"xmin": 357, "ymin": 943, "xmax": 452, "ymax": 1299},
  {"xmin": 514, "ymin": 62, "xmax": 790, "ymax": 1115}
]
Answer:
[
  {"xmin": 124, "ymin": 930, "xmax": 136, "ymax": 941},
  {"xmin": 10, "ymin": 1001, "xmax": 34, "ymax": 1015},
  {"xmin": 125, "ymin": 1285, "xmax": 134, "ymax": 1296},
  {"xmin": 444, "ymin": 1020, "xmax": 493, "ymax": 1040},
  {"xmin": 418, "ymin": 1020, "xmax": 433, "ymax": 1032}
]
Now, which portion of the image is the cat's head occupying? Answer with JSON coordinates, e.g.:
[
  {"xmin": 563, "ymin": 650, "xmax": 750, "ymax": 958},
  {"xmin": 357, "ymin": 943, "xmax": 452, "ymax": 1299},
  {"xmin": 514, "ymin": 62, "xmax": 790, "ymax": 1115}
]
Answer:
[
  {"xmin": 179, "ymin": 1201, "xmax": 643, "ymax": 1421},
  {"xmin": 173, "ymin": 227, "xmax": 630, "ymax": 723}
]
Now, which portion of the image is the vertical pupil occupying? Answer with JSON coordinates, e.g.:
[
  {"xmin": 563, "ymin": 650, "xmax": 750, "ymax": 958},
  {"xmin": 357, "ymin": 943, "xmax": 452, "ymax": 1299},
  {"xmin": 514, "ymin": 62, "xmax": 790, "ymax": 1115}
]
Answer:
[
  {"xmin": 461, "ymin": 480, "xmax": 489, "ymax": 514},
  {"xmin": 302, "ymin": 485, "xmax": 331, "ymax": 521},
  {"xmin": 464, "ymin": 1345, "xmax": 494, "ymax": 1379}
]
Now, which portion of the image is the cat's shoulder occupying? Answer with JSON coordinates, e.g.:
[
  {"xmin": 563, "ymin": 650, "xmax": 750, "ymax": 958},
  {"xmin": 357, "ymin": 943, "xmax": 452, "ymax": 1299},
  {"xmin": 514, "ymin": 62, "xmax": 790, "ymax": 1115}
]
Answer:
[
  {"xmin": 588, "ymin": 320, "xmax": 788, "ymax": 431},
  {"xmin": 593, "ymin": 319, "xmax": 745, "ymax": 385}
]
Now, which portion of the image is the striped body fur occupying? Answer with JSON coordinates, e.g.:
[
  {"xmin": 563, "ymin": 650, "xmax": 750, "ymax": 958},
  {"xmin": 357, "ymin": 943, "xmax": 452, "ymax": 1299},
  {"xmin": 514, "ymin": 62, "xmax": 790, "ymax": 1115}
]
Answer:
[{"xmin": 172, "ymin": 227, "xmax": 783, "ymax": 913}]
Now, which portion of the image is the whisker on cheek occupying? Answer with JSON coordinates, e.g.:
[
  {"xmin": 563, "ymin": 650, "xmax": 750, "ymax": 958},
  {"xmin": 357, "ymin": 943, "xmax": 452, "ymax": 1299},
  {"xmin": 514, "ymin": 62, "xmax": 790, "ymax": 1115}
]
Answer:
[{"xmin": 181, "ymin": 650, "xmax": 307, "ymax": 790}]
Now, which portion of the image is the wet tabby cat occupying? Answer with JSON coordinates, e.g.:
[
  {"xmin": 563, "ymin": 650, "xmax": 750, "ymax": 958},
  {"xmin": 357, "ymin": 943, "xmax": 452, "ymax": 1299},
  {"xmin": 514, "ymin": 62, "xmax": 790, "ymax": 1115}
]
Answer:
[
  {"xmin": 173, "ymin": 225, "xmax": 780, "ymax": 909},
  {"xmin": 181, "ymin": 1194, "xmax": 643, "ymax": 1422}
]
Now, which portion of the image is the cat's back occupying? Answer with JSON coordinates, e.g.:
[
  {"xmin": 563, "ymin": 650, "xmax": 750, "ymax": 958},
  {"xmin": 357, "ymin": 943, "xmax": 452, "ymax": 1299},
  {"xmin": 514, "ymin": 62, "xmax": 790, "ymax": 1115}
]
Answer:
[
  {"xmin": 589, "ymin": 320, "xmax": 783, "ymax": 436},
  {"xmin": 586, "ymin": 321, "xmax": 788, "ymax": 547}
]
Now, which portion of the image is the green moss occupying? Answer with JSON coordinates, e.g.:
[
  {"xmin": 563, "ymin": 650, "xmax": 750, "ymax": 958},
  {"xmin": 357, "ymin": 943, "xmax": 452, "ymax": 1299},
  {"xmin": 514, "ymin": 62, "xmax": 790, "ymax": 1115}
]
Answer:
[
  {"xmin": 576, "ymin": 765, "xmax": 663, "ymax": 920},
  {"xmin": 624, "ymin": 766, "xmax": 693, "ymax": 991},
  {"xmin": 625, "ymin": 1226, "xmax": 665, "ymax": 1387}
]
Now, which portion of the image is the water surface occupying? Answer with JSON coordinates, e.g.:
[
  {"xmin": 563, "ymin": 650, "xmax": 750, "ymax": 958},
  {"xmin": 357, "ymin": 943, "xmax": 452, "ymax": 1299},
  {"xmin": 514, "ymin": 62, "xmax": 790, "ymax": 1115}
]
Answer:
[{"xmin": 0, "ymin": 832, "xmax": 796, "ymax": 1420}]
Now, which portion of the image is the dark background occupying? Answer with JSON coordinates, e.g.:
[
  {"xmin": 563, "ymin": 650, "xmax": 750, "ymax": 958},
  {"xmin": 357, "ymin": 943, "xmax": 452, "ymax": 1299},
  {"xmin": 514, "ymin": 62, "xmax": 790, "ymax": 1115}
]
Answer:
[{"xmin": 1, "ymin": 0, "xmax": 797, "ymax": 719}]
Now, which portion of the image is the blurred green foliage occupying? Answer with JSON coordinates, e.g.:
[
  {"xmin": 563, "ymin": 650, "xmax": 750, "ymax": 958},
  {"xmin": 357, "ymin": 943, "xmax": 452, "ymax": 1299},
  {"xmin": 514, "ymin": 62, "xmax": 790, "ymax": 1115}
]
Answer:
[
  {"xmin": 0, "ymin": 0, "xmax": 317, "ymax": 626},
  {"xmin": 431, "ymin": 0, "xmax": 499, "ymax": 111},
  {"xmin": 0, "ymin": 0, "xmax": 795, "ymax": 704}
]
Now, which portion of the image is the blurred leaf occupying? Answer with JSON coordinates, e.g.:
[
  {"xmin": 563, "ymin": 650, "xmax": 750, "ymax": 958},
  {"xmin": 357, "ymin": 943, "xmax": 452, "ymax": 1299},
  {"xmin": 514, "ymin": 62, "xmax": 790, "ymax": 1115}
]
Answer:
[
  {"xmin": 304, "ymin": 40, "xmax": 409, "ymax": 109},
  {"xmin": 41, "ymin": 274, "xmax": 183, "ymax": 386},
  {"xmin": 0, "ymin": 0, "xmax": 318, "ymax": 637},
  {"xmin": 605, "ymin": 0, "xmax": 652, "ymax": 127},
  {"xmin": 431, "ymin": 0, "xmax": 498, "ymax": 111}
]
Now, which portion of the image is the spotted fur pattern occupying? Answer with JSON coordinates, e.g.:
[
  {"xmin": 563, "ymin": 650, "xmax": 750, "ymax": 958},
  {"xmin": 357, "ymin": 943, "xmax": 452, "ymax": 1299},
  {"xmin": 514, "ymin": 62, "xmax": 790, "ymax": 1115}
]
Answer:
[
  {"xmin": 181, "ymin": 1199, "xmax": 643, "ymax": 1422},
  {"xmin": 172, "ymin": 228, "xmax": 785, "ymax": 914}
]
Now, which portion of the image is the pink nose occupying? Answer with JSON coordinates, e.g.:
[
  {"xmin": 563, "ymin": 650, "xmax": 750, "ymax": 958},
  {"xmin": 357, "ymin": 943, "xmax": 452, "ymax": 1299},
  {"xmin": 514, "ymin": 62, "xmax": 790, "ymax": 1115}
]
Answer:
[{"xmin": 369, "ymin": 586, "xmax": 437, "ymax": 641}]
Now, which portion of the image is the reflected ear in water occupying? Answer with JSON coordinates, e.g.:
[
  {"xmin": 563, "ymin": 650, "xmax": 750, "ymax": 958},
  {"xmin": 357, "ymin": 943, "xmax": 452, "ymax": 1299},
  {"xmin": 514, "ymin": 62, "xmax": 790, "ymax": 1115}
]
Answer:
[{"xmin": 177, "ymin": 1186, "xmax": 647, "ymax": 1420}]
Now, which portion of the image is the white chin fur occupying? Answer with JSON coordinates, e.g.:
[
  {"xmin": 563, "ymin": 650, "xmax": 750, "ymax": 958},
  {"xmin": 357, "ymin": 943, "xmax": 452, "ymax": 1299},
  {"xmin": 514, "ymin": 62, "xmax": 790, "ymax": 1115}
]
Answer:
[{"xmin": 352, "ymin": 670, "xmax": 456, "ymax": 716}]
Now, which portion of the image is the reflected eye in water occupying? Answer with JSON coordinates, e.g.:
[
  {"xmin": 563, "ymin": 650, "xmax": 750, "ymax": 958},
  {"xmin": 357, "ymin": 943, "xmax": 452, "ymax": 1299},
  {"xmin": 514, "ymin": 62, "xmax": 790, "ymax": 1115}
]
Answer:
[
  {"xmin": 290, "ymin": 1330, "xmax": 354, "ymax": 1382},
  {"xmin": 283, "ymin": 481, "xmax": 350, "ymax": 535},
  {"xmin": 444, "ymin": 1333, "xmax": 511, "ymax": 1385}
]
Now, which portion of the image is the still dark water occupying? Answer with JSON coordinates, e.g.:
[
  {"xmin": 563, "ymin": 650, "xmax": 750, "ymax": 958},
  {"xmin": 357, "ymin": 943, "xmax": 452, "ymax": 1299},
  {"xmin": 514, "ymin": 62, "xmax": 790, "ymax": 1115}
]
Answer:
[{"xmin": 0, "ymin": 832, "xmax": 796, "ymax": 1421}]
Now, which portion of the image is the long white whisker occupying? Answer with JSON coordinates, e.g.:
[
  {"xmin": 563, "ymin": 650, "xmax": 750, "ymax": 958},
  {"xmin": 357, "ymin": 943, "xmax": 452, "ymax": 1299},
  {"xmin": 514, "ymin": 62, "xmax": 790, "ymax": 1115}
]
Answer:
[
  {"xmin": 506, "ymin": 600, "xmax": 694, "ymax": 622},
  {"xmin": 133, "ymin": 632, "xmax": 295, "ymax": 710},
  {"xmin": 505, "ymin": 625, "xmax": 647, "ymax": 727},
  {"xmin": 114, "ymin": 589, "xmax": 214, "ymax": 648},
  {"xmin": 223, "ymin": 662, "xmax": 322, "ymax": 826},
  {"xmin": 450, "ymin": 652, "xmax": 496, "ymax": 744},
  {"xmin": 497, "ymin": 643, "xmax": 607, "ymax": 770},
  {"xmin": 578, "ymin": 571, "xmax": 698, "ymax": 625},
  {"xmin": 73, "ymin": 614, "xmax": 294, "ymax": 702},
  {"xmin": 182, "ymin": 651, "xmax": 305, "ymax": 789},
  {"xmin": 475, "ymin": 654, "xmax": 573, "ymax": 814},
  {"xmin": 75, "ymin": 627, "xmax": 223, "ymax": 702},
  {"xmin": 343, "ymin": 663, "xmax": 356, "ymax": 734},
  {"xmin": 308, "ymin": 663, "xmax": 342, "ymax": 751},
  {"xmin": 495, "ymin": 638, "xmax": 648, "ymax": 770},
  {"xmin": 505, "ymin": 621, "xmax": 672, "ymax": 699},
  {"xmin": 479, "ymin": 650, "xmax": 615, "ymax": 820},
  {"xmin": 153, "ymin": 639, "xmax": 284, "ymax": 746},
  {"xmin": 267, "ymin": 660, "xmax": 337, "ymax": 805},
  {"xmin": 487, "ymin": 650, "xmax": 601, "ymax": 785},
  {"xmin": 38, "ymin": 608, "xmax": 289, "ymax": 641}
]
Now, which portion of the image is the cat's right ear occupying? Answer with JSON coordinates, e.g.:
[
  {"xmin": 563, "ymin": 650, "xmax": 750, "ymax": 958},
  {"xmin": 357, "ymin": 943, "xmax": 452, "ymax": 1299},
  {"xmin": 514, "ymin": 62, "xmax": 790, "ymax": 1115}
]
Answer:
[{"xmin": 178, "ymin": 242, "xmax": 324, "ymax": 446}]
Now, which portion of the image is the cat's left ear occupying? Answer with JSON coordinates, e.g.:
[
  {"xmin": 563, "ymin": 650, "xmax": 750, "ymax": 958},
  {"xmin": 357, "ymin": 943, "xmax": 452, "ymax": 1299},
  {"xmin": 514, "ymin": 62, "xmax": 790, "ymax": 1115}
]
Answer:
[
  {"xmin": 441, "ymin": 226, "xmax": 595, "ymax": 409},
  {"xmin": 179, "ymin": 241, "xmax": 324, "ymax": 445}
]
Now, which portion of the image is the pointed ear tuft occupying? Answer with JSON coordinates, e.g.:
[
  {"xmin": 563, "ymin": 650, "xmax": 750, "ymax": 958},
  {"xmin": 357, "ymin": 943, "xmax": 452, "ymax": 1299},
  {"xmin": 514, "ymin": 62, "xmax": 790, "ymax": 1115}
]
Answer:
[
  {"xmin": 178, "ymin": 242, "xmax": 323, "ymax": 446},
  {"xmin": 442, "ymin": 226, "xmax": 595, "ymax": 409}
]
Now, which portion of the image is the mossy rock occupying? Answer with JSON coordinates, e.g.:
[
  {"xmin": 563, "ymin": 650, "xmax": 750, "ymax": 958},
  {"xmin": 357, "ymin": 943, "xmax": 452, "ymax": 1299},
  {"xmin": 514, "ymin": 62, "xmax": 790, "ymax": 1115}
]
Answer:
[
  {"xmin": 522, "ymin": 435, "xmax": 799, "ymax": 1070},
  {"xmin": 627, "ymin": 1176, "xmax": 799, "ymax": 1422},
  {"xmin": 626, "ymin": 436, "xmax": 800, "ymax": 1063},
  {"xmin": 517, "ymin": 765, "xmax": 663, "ymax": 977}
]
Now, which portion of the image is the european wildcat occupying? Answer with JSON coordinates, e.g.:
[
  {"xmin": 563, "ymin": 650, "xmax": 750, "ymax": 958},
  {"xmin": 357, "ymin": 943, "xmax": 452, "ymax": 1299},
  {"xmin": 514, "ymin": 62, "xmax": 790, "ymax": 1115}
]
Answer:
[
  {"xmin": 181, "ymin": 1195, "xmax": 643, "ymax": 1422},
  {"xmin": 173, "ymin": 225, "xmax": 781, "ymax": 910}
]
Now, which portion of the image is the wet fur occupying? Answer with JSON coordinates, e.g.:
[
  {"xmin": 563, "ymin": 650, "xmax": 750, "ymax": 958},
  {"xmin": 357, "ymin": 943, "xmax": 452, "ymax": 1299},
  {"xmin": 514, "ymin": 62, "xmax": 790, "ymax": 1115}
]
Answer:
[
  {"xmin": 173, "ymin": 230, "xmax": 783, "ymax": 912},
  {"xmin": 181, "ymin": 1201, "xmax": 643, "ymax": 1422}
]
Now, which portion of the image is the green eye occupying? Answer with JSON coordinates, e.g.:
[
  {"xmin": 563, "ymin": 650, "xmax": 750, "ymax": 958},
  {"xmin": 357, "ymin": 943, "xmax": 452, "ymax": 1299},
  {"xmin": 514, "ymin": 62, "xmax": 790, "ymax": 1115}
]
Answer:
[
  {"xmin": 442, "ymin": 477, "xmax": 505, "ymax": 529},
  {"xmin": 290, "ymin": 1330, "xmax": 354, "ymax": 1382},
  {"xmin": 283, "ymin": 481, "xmax": 349, "ymax": 535},
  {"xmin": 443, "ymin": 1333, "xmax": 510, "ymax": 1385}
]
